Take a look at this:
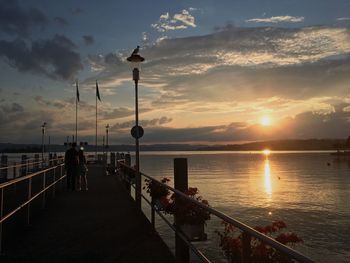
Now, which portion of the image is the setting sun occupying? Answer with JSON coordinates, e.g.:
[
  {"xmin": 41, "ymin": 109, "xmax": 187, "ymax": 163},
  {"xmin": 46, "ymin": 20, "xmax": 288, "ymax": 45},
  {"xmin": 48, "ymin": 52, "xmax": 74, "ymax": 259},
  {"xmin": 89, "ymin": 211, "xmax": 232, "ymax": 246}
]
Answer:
[
  {"xmin": 263, "ymin": 149, "xmax": 271, "ymax": 156},
  {"xmin": 260, "ymin": 116, "xmax": 272, "ymax": 126}
]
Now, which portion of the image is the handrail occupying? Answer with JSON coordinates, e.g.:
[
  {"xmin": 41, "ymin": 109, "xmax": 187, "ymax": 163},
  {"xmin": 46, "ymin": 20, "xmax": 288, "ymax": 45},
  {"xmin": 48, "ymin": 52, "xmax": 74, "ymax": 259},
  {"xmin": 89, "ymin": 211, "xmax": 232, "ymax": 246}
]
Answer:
[
  {"xmin": 0, "ymin": 162, "xmax": 66, "ymax": 253},
  {"xmin": 0, "ymin": 165, "xmax": 65, "ymax": 224},
  {"xmin": 0, "ymin": 157, "xmax": 64, "ymax": 171},
  {"xmin": 0, "ymin": 162, "xmax": 63, "ymax": 189},
  {"xmin": 117, "ymin": 160, "xmax": 316, "ymax": 263}
]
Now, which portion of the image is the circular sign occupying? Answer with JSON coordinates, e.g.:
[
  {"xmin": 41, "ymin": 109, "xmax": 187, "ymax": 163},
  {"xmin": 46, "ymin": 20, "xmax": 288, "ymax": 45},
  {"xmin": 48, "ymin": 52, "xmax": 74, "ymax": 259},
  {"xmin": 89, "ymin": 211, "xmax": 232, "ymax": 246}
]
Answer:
[{"xmin": 131, "ymin": 125, "xmax": 144, "ymax": 139}]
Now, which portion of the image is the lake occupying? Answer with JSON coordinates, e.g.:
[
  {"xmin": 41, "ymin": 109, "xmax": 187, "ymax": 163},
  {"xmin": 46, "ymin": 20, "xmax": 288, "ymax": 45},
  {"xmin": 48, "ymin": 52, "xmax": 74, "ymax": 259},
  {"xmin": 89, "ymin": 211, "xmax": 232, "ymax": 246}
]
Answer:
[{"xmin": 135, "ymin": 151, "xmax": 350, "ymax": 263}]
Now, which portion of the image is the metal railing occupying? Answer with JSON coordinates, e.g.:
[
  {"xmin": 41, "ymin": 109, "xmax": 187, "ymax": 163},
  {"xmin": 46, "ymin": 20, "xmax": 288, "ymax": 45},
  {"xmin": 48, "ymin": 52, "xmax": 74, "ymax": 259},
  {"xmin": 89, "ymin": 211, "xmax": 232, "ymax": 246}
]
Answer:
[
  {"xmin": 117, "ymin": 159, "xmax": 316, "ymax": 263},
  {"xmin": 0, "ymin": 157, "xmax": 64, "ymax": 180},
  {"xmin": 0, "ymin": 161, "xmax": 66, "ymax": 254}
]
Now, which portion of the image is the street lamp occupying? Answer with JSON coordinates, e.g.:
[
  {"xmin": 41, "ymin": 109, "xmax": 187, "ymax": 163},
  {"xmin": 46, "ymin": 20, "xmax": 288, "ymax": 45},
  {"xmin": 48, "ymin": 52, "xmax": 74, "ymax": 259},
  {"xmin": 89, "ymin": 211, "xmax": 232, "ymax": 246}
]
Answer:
[
  {"xmin": 41, "ymin": 122, "xmax": 47, "ymax": 163},
  {"xmin": 127, "ymin": 46, "xmax": 145, "ymax": 210},
  {"xmin": 105, "ymin": 124, "xmax": 110, "ymax": 149},
  {"xmin": 105, "ymin": 124, "xmax": 110, "ymax": 165}
]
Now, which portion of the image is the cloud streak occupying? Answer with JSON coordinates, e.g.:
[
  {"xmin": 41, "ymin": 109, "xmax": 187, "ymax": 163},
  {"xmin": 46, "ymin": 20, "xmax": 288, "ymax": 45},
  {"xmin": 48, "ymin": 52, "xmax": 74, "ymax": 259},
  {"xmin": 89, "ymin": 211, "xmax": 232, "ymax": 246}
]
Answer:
[{"xmin": 246, "ymin": 15, "xmax": 304, "ymax": 23}]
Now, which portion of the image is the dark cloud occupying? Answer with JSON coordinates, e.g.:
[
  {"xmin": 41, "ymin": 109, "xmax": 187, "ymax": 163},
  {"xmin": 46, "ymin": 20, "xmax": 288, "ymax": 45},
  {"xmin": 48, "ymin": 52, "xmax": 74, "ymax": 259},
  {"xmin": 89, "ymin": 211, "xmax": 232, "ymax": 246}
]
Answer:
[
  {"xmin": 54, "ymin": 16, "xmax": 69, "ymax": 26},
  {"xmin": 71, "ymin": 7, "xmax": 83, "ymax": 15},
  {"xmin": 82, "ymin": 35, "xmax": 94, "ymax": 46},
  {"xmin": 0, "ymin": 34, "xmax": 83, "ymax": 80},
  {"xmin": 0, "ymin": 102, "xmax": 24, "ymax": 113},
  {"xmin": 213, "ymin": 22, "xmax": 237, "ymax": 32},
  {"xmin": 0, "ymin": 0, "xmax": 48, "ymax": 36}
]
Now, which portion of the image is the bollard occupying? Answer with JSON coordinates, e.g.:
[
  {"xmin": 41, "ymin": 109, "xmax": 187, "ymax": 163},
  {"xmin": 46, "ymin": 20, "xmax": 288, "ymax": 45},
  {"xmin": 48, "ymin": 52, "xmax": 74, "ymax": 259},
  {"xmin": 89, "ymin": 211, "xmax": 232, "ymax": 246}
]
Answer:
[
  {"xmin": 0, "ymin": 155, "xmax": 8, "ymax": 182},
  {"xmin": 174, "ymin": 158, "xmax": 190, "ymax": 263}
]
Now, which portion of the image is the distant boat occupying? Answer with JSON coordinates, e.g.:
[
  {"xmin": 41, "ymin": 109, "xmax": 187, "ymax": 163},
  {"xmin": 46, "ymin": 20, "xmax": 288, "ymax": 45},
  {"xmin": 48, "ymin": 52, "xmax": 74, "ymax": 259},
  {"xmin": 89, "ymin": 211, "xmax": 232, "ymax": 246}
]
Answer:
[{"xmin": 330, "ymin": 150, "xmax": 350, "ymax": 156}]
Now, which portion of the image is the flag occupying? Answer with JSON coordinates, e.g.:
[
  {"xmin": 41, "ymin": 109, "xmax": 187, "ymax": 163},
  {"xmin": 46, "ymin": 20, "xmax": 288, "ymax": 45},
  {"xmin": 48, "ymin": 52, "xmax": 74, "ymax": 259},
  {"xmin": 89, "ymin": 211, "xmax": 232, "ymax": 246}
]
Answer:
[
  {"xmin": 76, "ymin": 80, "xmax": 80, "ymax": 102},
  {"xmin": 96, "ymin": 80, "xmax": 101, "ymax": 101}
]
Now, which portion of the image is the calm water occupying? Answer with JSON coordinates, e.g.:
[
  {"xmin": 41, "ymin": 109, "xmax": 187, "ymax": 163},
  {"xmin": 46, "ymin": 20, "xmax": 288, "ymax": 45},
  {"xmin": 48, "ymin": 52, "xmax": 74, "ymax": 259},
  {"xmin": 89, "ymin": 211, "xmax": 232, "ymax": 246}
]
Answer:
[{"xmin": 136, "ymin": 151, "xmax": 350, "ymax": 263}]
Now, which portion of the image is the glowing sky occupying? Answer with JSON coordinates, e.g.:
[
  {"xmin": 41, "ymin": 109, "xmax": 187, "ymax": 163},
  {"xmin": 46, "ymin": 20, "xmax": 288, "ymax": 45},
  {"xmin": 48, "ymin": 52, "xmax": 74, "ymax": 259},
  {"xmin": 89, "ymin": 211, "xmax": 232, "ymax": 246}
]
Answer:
[{"xmin": 1, "ymin": 0, "xmax": 350, "ymax": 144}]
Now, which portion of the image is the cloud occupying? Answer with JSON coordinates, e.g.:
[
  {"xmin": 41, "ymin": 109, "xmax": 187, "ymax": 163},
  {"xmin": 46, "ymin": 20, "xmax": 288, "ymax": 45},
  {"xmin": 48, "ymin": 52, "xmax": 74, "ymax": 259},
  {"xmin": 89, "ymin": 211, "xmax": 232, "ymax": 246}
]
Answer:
[
  {"xmin": 71, "ymin": 7, "xmax": 83, "ymax": 15},
  {"xmin": 0, "ymin": 102, "xmax": 24, "ymax": 113},
  {"xmin": 246, "ymin": 16, "xmax": 304, "ymax": 23},
  {"xmin": 54, "ymin": 16, "xmax": 69, "ymax": 26},
  {"xmin": 112, "ymin": 106, "xmax": 350, "ymax": 144},
  {"xmin": 151, "ymin": 9, "xmax": 196, "ymax": 32},
  {"xmin": 101, "ymin": 107, "xmax": 134, "ymax": 120},
  {"xmin": 337, "ymin": 17, "xmax": 350, "ymax": 21},
  {"xmin": 112, "ymin": 116, "xmax": 172, "ymax": 130},
  {"xmin": 0, "ymin": 34, "xmax": 83, "ymax": 80},
  {"xmin": 82, "ymin": 35, "xmax": 94, "ymax": 46},
  {"xmin": 0, "ymin": 0, "xmax": 48, "ymax": 36}
]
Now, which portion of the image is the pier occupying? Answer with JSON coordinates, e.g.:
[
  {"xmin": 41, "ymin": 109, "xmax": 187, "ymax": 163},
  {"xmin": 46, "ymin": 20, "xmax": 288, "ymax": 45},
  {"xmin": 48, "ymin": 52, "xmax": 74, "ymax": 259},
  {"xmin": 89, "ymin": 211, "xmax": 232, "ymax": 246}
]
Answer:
[
  {"xmin": 0, "ymin": 161, "xmax": 174, "ymax": 263},
  {"xmin": 0, "ymin": 153, "xmax": 317, "ymax": 263}
]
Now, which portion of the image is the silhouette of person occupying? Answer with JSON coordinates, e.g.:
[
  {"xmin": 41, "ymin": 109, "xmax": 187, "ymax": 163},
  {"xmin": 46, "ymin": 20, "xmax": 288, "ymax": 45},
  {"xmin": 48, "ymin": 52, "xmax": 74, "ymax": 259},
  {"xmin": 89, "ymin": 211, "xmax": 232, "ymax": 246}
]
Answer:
[
  {"xmin": 77, "ymin": 147, "xmax": 88, "ymax": 191},
  {"xmin": 64, "ymin": 142, "xmax": 79, "ymax": 191}
]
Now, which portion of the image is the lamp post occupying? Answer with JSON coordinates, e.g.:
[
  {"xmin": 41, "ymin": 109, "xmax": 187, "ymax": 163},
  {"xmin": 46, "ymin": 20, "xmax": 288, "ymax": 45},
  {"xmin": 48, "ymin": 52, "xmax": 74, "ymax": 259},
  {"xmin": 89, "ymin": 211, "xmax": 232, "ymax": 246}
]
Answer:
[
  {"xmin": 127, "ymin": 46, "xmax": 145, "ymax": 210},
  {"xmin": 105, "ymin": 124, "xmax": 109, "ymax": 165},
  {"xmin": 105, "ymin": 124, "xmax": 109, "ymax": 149},
  {"xmin": 41, "ymin": 122, "xmax": 47, "ymax": 163}
]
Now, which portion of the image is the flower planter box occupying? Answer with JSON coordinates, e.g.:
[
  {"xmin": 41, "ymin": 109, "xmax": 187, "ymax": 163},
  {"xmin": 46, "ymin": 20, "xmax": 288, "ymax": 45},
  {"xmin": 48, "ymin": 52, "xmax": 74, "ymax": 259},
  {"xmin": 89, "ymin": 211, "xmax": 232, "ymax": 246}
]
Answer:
[{"xmin": 180, "ymin": 223, "xmax": 207, "ymax": 241}]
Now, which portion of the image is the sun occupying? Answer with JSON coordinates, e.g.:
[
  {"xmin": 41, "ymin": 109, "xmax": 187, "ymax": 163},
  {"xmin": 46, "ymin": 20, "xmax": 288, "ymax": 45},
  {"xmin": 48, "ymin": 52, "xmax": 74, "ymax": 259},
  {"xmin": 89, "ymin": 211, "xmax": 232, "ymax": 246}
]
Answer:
[{"xmin": 260, "ymin": 116, "xmax": 272, "ymax": 126}]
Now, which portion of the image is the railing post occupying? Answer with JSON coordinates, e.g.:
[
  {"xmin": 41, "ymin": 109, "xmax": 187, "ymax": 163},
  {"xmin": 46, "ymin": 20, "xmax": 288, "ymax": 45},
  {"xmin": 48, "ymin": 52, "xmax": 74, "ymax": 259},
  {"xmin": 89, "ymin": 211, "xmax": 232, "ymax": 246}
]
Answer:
[
  {"xmin": 174, "ymin": 158, "xmax": 190, "ymax": 263},
  {"xmin": 60, "ymin": 165, "xmax": 64, "ymax": 189},
  {"xmin": 125, "ymin": 154, "xmax": 131, "ymax": 195},
  {"xmin": 27, "ymin": 178, "xmax": 32, "ymax": 225},
  {"xmin": 42, "ymin": 171, "xmax": 46, "ymax": 209},
  {"xmin": 110, "ymin": 152, "xmax": 116, "ymax": 173},
  {"xmin": 53, "ymin": 167, "xmax": 56, "ymax": 198},
  {"xmin": 13, "ymin": 162, "xmax": 17, "ymax": 194},
  {"xmin": 49, "ymin": 153, "xmax": 53, "ymax": 167},
  {"xmin": 13, "ymin": 162, "xmax": 17, "ymax": 179},
  {"xmin": 242, "ymin": 231, "xmax": 252, "ymax": 263},
  {"xmin": 0, "ymin": 155, "xmax": 8, "ymax": 183},
  {"xmin": 34, "ymin": 154, "xmax": 39, "ymax": 171},
  {"xmin": 0, "ymin": 188, "xmax": 3, "ymax": 254},
  {"xmin": 21, "ymin": 155, "xmax": 27, "ymax": 176},
  {"xmin": 151, "ymin": 196, "xmax": 155, "ymax": 229}
]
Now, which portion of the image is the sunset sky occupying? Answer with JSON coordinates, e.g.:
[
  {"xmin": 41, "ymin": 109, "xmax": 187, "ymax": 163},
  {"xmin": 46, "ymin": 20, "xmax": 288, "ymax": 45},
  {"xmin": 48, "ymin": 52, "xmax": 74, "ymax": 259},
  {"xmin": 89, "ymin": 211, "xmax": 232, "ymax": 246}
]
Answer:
[{"xmin": 1, "ymin": 0, "xmax": 350, "ymax": 145}]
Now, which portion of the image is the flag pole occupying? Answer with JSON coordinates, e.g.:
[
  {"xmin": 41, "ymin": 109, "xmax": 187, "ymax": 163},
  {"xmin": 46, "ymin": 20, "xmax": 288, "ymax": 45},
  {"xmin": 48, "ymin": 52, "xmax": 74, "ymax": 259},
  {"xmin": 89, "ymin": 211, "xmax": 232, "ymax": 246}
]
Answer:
[
  {"xmin": 95, "ymin": 80, "xmax": 98, "ymax": 159},
  {"xmin": 76, "ymin": 80, "xmax": 78, "ymax": 143}
]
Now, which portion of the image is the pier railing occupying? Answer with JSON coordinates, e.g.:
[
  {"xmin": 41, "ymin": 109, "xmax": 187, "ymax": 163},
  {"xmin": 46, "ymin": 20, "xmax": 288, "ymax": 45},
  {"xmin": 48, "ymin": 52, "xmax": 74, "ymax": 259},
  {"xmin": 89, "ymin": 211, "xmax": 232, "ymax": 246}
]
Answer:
[
  {"xmin": 0, "ymin": 160, "xmax": 66, "ymax": 254},
  {"xmin": 0, "ymin": 156, "xmax": 64, "ymax": 181},
  {"xmin": 117, "ymin": 157, "xmax": 316, "ymax": 263}
]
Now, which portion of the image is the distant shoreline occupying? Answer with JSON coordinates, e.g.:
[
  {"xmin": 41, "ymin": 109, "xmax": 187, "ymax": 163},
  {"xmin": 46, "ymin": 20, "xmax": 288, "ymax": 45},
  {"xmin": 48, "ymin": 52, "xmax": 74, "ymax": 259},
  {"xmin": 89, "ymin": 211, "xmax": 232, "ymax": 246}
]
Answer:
[{"xmin": 0, "ymin": 138, "xmax": 348, "ymax": 153}]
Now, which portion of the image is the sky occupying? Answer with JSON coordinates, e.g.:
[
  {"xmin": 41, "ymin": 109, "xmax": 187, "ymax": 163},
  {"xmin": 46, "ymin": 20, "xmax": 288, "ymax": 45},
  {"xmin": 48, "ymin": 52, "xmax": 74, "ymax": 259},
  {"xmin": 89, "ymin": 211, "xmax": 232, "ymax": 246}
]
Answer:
[{"xmin": 1, "ymin": 0, "xmax": 350, "ymax": 145}]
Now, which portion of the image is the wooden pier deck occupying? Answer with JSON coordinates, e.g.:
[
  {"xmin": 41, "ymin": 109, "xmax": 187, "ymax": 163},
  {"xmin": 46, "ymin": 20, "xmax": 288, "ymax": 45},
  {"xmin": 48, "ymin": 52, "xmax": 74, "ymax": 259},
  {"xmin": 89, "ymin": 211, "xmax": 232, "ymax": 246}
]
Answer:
[{"xmin": 2, "ymin": 165, "xmax": 175, "ymax": 263}]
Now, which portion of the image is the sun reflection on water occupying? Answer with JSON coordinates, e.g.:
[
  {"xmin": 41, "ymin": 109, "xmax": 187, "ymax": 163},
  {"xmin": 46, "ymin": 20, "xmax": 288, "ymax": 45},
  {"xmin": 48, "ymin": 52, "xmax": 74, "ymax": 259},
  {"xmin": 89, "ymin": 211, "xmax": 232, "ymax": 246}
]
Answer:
[{"xmin": 264, "ymin": 158, "xmax": 272, "ymax": 199}]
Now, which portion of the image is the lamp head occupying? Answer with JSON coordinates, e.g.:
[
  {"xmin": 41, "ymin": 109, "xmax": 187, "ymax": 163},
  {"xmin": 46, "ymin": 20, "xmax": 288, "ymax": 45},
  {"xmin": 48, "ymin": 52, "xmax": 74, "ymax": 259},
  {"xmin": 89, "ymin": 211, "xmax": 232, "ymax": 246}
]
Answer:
[{"xmin": 127, "ymin": 53, "xmax": 145, "ymax": 70}]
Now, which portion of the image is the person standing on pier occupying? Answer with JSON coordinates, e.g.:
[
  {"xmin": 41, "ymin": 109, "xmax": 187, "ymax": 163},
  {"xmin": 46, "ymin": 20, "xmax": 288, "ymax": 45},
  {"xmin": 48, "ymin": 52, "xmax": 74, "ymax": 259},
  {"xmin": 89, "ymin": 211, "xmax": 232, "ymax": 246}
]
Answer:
[
  {"xmin": 64, "ymin": 142, "xmax": 79, "ymax": 191},
  {"xmin": 77, "ymin": 147, "xmax": 88, "ymax": 191}
]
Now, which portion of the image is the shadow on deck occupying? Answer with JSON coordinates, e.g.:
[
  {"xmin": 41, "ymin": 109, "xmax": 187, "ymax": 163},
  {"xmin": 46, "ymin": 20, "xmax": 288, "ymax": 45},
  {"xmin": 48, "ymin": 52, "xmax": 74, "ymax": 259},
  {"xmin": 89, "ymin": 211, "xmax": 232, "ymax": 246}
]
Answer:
[{"xmin": 2, "ymin": 165, "xmax": 175, "ymax": 263}]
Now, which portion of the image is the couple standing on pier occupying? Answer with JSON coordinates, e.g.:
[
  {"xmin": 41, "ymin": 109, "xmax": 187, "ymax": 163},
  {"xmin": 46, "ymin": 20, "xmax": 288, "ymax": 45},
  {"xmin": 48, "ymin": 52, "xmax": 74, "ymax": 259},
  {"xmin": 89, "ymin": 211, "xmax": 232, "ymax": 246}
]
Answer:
[{"xmin": 64, "ymin": 142, "xmax": 89, "ymax": 191}]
